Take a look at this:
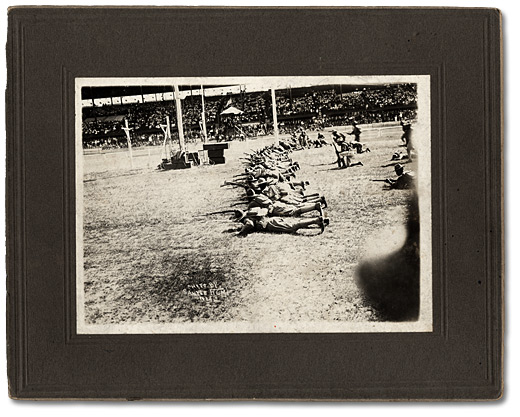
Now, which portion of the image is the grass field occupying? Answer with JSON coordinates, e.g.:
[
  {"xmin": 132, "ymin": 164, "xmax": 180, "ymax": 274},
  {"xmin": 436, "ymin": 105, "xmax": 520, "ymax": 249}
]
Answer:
[{"xmin": 81, "ymin": 126, "xmax": 415, "ymax": 327}]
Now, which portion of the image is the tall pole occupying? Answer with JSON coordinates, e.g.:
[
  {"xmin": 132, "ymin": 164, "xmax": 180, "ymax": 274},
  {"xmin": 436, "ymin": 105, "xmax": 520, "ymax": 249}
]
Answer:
[
  {"xmin": 122, "ymin": 118, "xmax": 134, "ymax": 168},
  {"xmin": 166, "ymin": 115, "xmax": 173, "ymax": 157},
  {"xmin": 173, "ymin": 85, "xmax": 185, "ymax": 153},
  {"xmin": 271, "ymin": 88, "xmax": 279, "ymax": 146},
  {"xmin": 200, "ymin": 85, "xmax": 208, "ymax": 142}
]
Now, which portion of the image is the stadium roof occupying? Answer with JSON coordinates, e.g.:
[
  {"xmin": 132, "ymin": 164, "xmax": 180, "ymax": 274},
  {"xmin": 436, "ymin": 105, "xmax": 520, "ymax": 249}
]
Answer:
[
  {"xmin": 81, "ymin": 85, "xmax": 232, "ymax": 100},
  {"xmin": 82, "ymin": 83, "xmax": 413, "ymax": 101}
]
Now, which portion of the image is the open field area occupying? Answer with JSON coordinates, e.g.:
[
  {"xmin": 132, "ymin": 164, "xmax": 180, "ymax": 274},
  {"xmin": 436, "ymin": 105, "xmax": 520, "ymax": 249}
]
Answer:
[{"xmin": 81, "ymin": 125, "xmax": 416, "ymax": 327}]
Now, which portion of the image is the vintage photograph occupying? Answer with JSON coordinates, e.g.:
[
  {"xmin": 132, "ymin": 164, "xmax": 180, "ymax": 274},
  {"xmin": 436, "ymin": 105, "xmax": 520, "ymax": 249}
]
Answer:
[{"xmin": 76, "ymin": 76, "xmax": 432, "ymax": 333}]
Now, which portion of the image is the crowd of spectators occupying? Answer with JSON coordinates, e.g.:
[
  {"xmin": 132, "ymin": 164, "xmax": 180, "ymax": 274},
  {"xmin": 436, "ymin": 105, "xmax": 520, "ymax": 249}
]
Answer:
[
  {"xmin": 82, "ymin": 119, "xmax": 122, "ymax": 136},
  {"xmin": 82, "ymin": 84, "xmax": 417, "ymax": 149},
  {"xmin": 82, "ymin": 134, "xmax": 165, "ymax": 150},
  {"xmin": 274, "ymin": 84, "xmax": 417, "ymax": 117}
]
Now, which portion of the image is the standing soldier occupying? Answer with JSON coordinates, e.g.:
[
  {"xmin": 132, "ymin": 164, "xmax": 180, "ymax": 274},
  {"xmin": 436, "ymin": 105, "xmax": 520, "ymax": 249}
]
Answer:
[
  {"xmin": 348, "ymin": 121, "xmax": 362, "ymax": 142},
  {"xmin": 402, "ymin": 123, "xmax": 415, "ymax": 161}
]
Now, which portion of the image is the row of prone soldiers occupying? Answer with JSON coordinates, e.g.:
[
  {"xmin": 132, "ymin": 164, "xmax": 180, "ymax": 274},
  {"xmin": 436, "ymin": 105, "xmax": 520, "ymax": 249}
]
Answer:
[
  {"xmin": 219, "ymin": 144, "xmax": 329, "ymax": 237},
  {"xmin": 276, "ymin": 127, "xmax": 329, "ymax": 152}
]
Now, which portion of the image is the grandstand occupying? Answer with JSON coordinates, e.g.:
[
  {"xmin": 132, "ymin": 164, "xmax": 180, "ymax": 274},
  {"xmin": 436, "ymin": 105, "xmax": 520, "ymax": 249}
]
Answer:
[{"xmin": 81, "ymin": 83, "xmax": 417, "ymax": 151}]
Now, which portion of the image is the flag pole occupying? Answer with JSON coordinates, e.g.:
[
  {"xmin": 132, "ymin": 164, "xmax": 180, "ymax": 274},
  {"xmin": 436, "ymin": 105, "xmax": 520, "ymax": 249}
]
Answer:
[
  {"xmin": 173, "ymin": 85, "xmax": 185, "ymax": 153},
  {"xmin": 166, "ymin": 115, "xmax": 173, "ymax": 157},
  {"xmin": 201, "ymin": 85, "xmax": 208, "ymax": 143},
  {"xmin": 271, "ymin": 88, "xmax": 279, "ymax": 146},
  {"xmin": 122, "ymin": 118, "xmax": 134, "ymax": 168}
]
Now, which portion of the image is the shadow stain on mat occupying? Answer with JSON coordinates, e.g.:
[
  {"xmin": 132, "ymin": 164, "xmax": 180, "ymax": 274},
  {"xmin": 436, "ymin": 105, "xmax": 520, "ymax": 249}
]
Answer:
[{"xmin": 355, "ymin": 192, "xmax": 420, "ymax": 321}]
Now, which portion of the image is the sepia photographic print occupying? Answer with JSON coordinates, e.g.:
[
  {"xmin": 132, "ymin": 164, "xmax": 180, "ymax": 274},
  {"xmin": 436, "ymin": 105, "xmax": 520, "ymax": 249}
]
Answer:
[{"xmin": 76, "ymin": 75, "xmax": 432, "ymax": 334}]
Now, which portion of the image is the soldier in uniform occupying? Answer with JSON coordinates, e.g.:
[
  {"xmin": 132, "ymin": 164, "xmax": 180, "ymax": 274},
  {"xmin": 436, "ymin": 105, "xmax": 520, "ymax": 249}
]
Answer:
[
  {"xmin": 247, "ymin": 193, "xmax": 324, "ymax": 217},
  {"xmin": 347, "ymin": 121, "xmax": 362, "ymax": 142},
  {"xmin": 234, "ymin": 208, "xmax": 329, "ymax": 236},
  {"xmin": 316, "ymin": 132, "xmax": 328, "ymax": 146},
  {"xmin": 331, "ymin": 129, "xmax": 346, "ymax": 144},
  {"xmin": 402, "ymin": 123, "xmax": 415, "ymax": 161},
  {"xmin": 386, "ymin": 163, "xmax": 416, "ymax": 189}
]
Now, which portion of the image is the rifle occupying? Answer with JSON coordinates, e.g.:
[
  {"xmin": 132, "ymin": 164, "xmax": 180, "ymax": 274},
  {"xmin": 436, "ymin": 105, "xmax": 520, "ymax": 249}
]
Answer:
[
  {"xmin": 221, "ymin": 181, "xmax": 251, "ymax": 189},
  {"xmin": 371, "ymin": 179, "xmax": 391, "ymax": 183},
  {"xmin": 203, "ymin": 209, "xmax": 240, "ymax": 216}
]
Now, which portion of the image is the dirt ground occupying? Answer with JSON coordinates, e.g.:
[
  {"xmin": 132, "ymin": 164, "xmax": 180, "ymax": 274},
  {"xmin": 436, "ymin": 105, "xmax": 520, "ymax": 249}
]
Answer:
[{"xmin": 82, "ymin": 126, "xmax": 415, "ymax": 326}]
